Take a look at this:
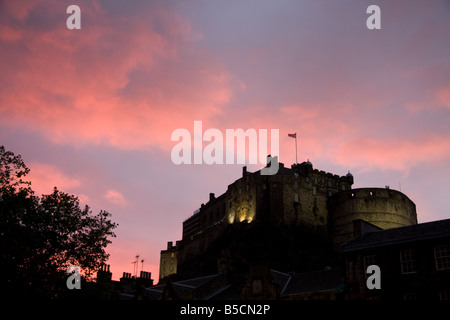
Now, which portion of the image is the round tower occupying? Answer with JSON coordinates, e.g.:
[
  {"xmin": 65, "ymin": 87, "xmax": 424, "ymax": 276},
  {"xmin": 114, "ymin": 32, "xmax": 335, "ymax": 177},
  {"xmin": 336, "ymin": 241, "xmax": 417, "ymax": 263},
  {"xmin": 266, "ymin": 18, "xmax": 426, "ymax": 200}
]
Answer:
[{"xmin": 329, "ymin": 187, "xmax": 417, "ymax": 247}]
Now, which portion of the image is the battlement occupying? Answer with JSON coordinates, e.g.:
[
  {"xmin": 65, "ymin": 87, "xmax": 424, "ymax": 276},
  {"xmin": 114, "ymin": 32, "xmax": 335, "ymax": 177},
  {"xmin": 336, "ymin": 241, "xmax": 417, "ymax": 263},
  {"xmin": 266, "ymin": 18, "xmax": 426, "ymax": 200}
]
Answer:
[{"xmin": 181, "ymin": 161, "xmax": 354, "ymax": 240}]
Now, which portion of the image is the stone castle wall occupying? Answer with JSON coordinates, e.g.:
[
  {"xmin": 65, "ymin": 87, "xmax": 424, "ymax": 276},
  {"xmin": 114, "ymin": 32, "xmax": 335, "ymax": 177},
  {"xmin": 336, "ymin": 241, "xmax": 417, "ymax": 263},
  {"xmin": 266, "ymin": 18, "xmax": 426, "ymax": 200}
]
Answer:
[
  {"xmin": 329, "ymin": 188, "xmax": 417, "ymax": 247},
  {"xmin": 162, "ymin": 163, "xmax": 418, "ymax": 281}
]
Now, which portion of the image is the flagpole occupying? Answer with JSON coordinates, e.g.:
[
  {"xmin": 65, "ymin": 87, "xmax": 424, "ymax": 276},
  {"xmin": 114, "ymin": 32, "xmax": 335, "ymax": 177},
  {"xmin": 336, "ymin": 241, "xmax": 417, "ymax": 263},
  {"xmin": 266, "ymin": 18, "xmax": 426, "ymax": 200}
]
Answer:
[
  {"xmin": 288, "ymin": 133, "xmax": 298, "ymax": 164},
  {"xmin": 295, "ymin": 135, "xmax": 298, "ymax": 164}
]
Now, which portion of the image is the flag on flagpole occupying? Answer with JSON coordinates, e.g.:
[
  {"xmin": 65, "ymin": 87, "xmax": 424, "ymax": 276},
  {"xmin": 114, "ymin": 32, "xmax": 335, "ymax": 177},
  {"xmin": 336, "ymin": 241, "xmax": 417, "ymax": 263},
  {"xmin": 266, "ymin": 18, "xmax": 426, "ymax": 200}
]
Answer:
[{"xmin": 288, "ymin": 133, "xmax": 298, "ymax": 164}]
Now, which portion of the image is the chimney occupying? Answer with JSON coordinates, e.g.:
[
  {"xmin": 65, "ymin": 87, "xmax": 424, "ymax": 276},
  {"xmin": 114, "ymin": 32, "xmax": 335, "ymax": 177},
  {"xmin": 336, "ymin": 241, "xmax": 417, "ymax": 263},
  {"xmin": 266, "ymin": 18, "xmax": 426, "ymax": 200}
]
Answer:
[
  {"xmin": 243, "ymin": 166, "xmax": 247, "ymax": 177},
  {"xmin": 209, "ymin": 192, "xmax": 215, "ymax": 202},
  {"xmin": 167, "ymin": 241, "xmax": 173, "ymax": 250}
]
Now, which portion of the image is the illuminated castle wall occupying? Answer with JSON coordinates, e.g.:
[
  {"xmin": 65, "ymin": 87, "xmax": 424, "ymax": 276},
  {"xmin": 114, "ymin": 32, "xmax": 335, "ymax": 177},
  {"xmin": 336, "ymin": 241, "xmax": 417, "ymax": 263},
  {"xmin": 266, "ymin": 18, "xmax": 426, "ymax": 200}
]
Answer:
[{"xmin": 161, "ymin": 161, "xmax": 417, "ymax": 280}]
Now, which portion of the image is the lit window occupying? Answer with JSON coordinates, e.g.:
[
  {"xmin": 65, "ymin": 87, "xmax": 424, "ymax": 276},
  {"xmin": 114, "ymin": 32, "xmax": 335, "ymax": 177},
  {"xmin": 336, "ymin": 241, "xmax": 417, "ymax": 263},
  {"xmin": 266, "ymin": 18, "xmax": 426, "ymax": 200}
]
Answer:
[
  {"xmin": 400, "ymin": 249, "xmax": 417, "ymax": 274},
  {"xmin": 435, "ymin": 245, "xmax": 450, "ymax": 271}
]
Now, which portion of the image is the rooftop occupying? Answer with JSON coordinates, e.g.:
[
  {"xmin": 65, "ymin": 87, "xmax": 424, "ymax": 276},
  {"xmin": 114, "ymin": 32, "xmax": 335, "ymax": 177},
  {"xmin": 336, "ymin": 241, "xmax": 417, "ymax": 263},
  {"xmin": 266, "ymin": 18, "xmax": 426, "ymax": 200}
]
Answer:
[{"xmin": 340, "ymin": 218, "xmax": 450, "ymax": 253}]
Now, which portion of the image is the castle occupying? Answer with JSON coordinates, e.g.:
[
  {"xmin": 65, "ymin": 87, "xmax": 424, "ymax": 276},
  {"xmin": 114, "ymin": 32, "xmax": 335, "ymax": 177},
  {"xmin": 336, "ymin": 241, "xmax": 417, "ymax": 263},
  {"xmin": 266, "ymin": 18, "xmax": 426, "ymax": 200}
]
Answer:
[{"xmin": 160, "ymin": 159, "xmax": 418, "ymax": 282}]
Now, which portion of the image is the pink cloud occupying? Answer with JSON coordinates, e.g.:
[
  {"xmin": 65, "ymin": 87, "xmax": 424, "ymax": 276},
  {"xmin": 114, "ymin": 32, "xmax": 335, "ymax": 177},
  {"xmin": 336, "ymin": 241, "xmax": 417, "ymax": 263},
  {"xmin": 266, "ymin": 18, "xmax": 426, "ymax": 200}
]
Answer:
[
  {"xmin": 0, "ymin": 1, "xmax": 234, "ymax": 151},
  {"xmin": 437, "ymin": 85, "xmax": 450, "ymax": 110},
  {"xmin": 1, "ymin": 0, "xmax": 39, "ymax": 22},
  {"xmin": 208, "ymin": 102, "xmax": 356, "ymax": 166},
  {"xmin": 104, "ymin": 190, "xmax": 127, "ymax": 207},
  {"xmin": 334, "ymin": 135, "xmax": 450, "ymax": 173},
  {"xmin": 203, "ymin": 99, "xmax": 450, "ymax": 175},
  {"xmin": 404, "ymin": 82, "xmax": 450, "ymax": 113},
  {"xmin": 27, "ymin": 162, "xmax": 82, "ymax": 196}
]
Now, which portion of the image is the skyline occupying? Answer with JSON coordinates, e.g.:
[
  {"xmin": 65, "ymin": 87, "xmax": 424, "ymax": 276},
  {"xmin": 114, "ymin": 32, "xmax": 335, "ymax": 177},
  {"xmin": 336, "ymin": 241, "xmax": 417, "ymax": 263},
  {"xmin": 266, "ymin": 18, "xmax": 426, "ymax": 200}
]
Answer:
[{"xmin": 1, "ymin": 0, "xmax": 450, "ymax": 281}]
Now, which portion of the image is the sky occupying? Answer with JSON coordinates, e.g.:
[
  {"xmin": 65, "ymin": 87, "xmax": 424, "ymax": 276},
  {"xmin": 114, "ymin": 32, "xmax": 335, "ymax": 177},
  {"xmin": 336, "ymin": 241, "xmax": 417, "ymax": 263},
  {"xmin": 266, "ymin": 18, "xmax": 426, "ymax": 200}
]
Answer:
[{"xmin": 1, "ymin": 0, "xmax": 450, "ymax": 281}]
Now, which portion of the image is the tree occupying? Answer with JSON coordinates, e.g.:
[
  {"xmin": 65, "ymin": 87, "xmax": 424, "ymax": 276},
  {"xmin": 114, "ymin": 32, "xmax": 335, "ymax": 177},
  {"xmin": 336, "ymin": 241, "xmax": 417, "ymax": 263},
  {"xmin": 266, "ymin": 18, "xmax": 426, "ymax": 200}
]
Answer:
[{"xmin": 0, "ymin": 146, "xmax": 118, "ymax": 299}]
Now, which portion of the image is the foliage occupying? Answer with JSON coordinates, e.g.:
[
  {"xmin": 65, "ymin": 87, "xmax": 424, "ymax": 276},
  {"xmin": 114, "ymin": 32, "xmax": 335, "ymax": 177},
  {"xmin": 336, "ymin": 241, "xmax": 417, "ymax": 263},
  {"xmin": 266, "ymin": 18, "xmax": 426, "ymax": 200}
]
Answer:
[{"xmin": 0, "ymin": 146, "xmax": 118, "ymax": 298}]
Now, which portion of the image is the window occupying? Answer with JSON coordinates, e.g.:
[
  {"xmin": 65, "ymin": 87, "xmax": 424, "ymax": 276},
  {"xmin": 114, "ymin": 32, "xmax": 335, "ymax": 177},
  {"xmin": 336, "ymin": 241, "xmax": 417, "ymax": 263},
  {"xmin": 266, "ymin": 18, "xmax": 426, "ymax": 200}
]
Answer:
[
  {"xmin": 403, "ymin": 292, "xmax": 418, "ymax": 300},
  {"xmin": 400, "ymin": 249, "xmax": 417, "ymax": 274},
  {"xmin": 312, "ymin": 187, "xmax": 317, "ymax": 195},
  {"xmin": 435, "ymin": 245, "xmax": 450, "ymax": 270}
]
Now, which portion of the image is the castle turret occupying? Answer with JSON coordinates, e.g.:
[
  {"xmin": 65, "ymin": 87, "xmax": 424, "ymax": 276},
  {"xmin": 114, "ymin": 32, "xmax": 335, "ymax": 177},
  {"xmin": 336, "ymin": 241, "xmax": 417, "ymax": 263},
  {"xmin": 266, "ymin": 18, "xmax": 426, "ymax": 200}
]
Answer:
[{"xmin": 329, "ymin": 187, "xmax": 417, "ymax": 248}]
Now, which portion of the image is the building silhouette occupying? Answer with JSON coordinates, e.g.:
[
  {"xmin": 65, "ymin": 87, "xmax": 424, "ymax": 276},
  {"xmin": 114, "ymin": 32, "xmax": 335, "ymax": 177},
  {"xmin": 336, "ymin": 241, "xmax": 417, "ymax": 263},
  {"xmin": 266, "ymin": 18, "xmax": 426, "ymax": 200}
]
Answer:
[
  {"xmin": 150, "ymin": 160, "xmax": 450, "ymax": 300},
  {"xmin": 162, "ymin": 161, "xmax": 416, "ymax": 279},
  {"xmin": 341, "ymin": 219, "xmax": 450, "ymax": 300},
  {"xmin": 91, "ymin": 160, "xmax": 449, "ymax": 300}
]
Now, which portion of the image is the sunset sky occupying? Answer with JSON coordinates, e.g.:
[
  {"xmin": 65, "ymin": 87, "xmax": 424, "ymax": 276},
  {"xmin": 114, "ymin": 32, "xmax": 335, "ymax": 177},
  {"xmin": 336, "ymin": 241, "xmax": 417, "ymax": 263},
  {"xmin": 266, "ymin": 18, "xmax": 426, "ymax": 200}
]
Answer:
[{"xmin": 1, "ymin": 0, "xmax": 450, "ymax": 281}]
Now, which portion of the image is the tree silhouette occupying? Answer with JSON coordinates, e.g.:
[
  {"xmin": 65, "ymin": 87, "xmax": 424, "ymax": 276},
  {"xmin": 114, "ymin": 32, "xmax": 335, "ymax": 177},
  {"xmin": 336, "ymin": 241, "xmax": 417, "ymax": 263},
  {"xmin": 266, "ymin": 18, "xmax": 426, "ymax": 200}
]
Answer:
[{"xmin": 0, "ymin": 146, "xmax": 118, "ymax": 299}]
